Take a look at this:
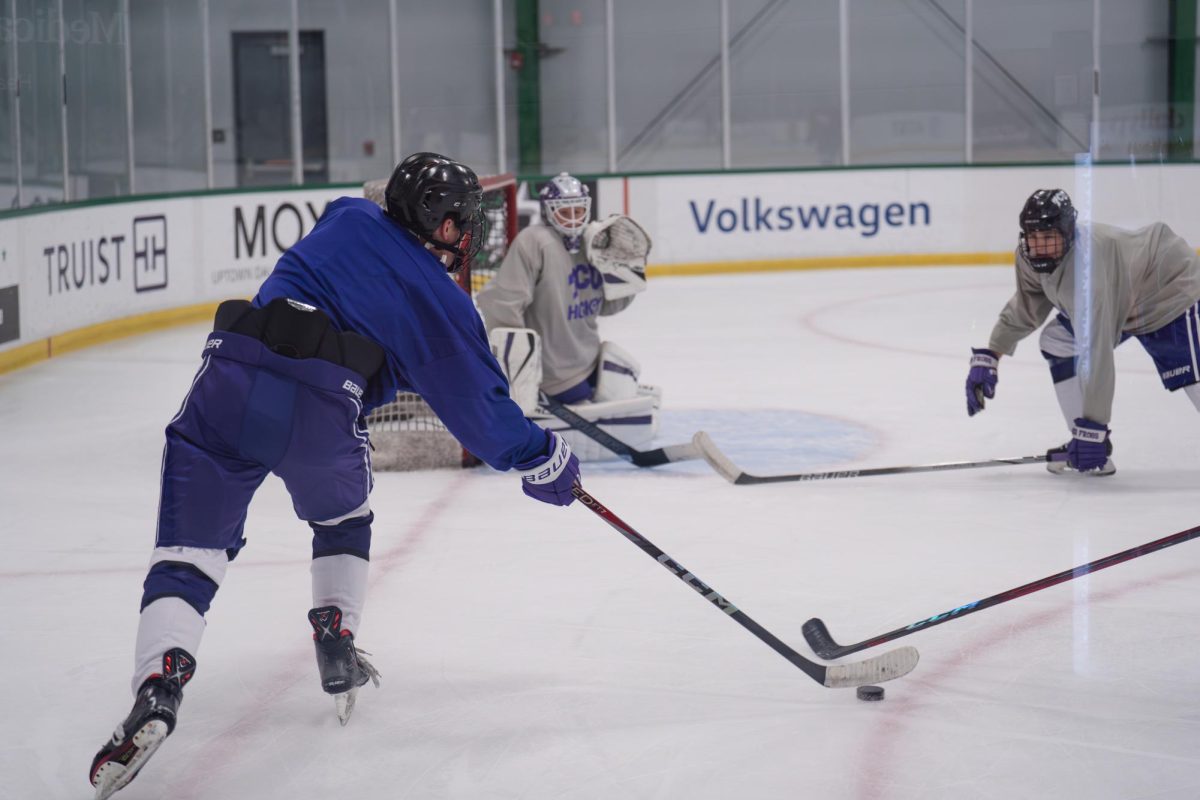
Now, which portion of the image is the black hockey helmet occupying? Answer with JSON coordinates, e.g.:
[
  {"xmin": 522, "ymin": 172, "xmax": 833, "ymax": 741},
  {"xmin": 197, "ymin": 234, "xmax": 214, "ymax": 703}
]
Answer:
[
  {"xmin": 384, "ymin": 153, "xmax": 484, "ymax": 273},
  {"xmin": 1018, "ymin": 189, "xmax": 1076, "ymax": 273}
]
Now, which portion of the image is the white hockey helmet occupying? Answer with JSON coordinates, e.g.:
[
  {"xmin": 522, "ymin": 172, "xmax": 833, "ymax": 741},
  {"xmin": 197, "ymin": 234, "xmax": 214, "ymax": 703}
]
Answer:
[{"xmin": 539, "ymin": 172, "xmax": 591, "ymax": 252}]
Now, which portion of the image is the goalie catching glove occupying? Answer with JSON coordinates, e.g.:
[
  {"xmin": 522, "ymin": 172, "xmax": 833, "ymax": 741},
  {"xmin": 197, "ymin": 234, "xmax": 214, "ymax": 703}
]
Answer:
[{"xmin": 583, "ymin": 214, "xmax": 651, "ymax": 301}]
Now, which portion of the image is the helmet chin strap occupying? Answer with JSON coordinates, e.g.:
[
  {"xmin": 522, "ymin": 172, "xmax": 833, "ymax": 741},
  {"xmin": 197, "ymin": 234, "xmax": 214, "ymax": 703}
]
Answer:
[{"xmin": 422, "ymin": 240, "xmax": 456, "ymax": 270}]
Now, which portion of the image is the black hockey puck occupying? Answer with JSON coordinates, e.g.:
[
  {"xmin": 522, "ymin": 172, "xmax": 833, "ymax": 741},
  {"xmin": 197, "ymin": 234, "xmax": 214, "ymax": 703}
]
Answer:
[{"xmin": 856, "ymin": 685, "xmax": 885, "ymax": 701}]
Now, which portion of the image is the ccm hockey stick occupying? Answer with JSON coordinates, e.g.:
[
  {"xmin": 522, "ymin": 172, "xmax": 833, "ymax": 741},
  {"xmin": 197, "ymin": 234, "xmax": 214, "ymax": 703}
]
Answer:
[
  {"xmin": 539, "ymin": 394, "xmax": 700, "ymax": 467},
  {"xmin": 693, "ymin": 431, "xmax": 1060, "ymax": 485},
  {"xmin": 572, "ymin": 485, "xmax": 919, "ymax": 688},
  {"xmin": 803, "ymin": 522, "xmax": 1200, "ymax": 660}
]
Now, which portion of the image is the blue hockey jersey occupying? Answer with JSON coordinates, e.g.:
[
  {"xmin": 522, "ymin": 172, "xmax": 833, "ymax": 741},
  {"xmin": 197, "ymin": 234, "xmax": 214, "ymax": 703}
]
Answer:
[{"xmin": 253, "ymin": 196, "xmax": 547, "ymax": 471}]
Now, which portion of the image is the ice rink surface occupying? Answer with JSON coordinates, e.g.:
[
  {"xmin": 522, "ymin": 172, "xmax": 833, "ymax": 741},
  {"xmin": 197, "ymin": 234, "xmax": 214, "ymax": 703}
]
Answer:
[{"xmin": 3, "ymin": 265, "xmax": 1200, "ymax": 799}]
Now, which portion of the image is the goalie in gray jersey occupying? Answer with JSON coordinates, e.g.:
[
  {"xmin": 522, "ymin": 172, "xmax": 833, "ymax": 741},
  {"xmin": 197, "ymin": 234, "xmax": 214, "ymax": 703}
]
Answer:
[
  {"xmin": 965, "ymin": 188, "xmax": 1200, "ymax": 475},
  {"xmin": 478, "ymin": 172, "xmax": 659, "ymax": 460}
]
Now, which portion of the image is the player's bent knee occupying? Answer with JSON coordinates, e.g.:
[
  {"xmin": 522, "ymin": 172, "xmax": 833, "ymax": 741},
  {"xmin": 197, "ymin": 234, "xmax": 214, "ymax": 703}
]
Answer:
[
  {"xmin": 141, "ymin": 557, "xmax": 223, "ymax": 616},
  {"xmin": 310, "ymin": 511, "xmax": 374, "ymax": 561}
]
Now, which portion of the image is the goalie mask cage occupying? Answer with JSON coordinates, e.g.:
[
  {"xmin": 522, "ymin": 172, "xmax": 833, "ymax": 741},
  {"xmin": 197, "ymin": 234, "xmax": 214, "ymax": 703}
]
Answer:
[{"xmin": 362, "ymin": 172, "xmax": 518, "ymax": 470}]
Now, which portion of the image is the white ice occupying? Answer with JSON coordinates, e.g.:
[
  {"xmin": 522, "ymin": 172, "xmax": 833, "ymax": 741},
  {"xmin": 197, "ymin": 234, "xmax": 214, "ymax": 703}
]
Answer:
[{"xmin": 3, "ymin": 266, "xmax": 1200, "ymax": 800}]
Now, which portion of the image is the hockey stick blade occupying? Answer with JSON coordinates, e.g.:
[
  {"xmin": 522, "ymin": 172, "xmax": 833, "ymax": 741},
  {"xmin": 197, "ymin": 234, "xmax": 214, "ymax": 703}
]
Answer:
[
  {"xmin": 539, "ymin": 394, "xmax": 699, "ymax": 467},
  {"xmin": 693, "ymin": 431, "xmax": 1050, "ymax": 485},
  {"xmin": 803, "ymin": 617, "xmax": 856, "ymax": 660},
  {"xmin": 572, "ymin": 485, "xmax": 919, "ymax": 688},
  {"xmin": 802, "ymin": 522, "xmax": 1200, "ymax": 659}
]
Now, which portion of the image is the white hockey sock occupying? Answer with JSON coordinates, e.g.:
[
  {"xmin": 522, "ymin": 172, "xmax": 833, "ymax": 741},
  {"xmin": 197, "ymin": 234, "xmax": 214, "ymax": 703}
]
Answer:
[
  {"xmin": 1053, "ymin": 376, "xmax": 1084, "ymax": 428},
  {"xmin": 133, "ymin": 597, "xmax": 206, "ymax": 695},
  {"xmin": 1184, "ymin": 383, "xmax": 1200, "ymax": 412},
  {"xmin": 311, "ymin": 554, "xmax": 369, "ymax": 635}
]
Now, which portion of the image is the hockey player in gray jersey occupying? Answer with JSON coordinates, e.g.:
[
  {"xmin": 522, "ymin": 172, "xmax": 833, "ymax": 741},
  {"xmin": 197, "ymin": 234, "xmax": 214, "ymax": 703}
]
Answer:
[
  {"xmin": 478, "ymin": 172, "xmax": 658, "ymax": 460},
  {"xmin": 965, "ymin": 188, "xmax": 1200, "ymax": 475}
]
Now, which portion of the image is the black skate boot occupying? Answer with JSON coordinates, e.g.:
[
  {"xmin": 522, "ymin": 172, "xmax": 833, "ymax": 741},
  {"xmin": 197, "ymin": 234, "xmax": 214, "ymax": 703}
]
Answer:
[
  {"xmin": 1046, "ymin": 438, "xmax": 1115, "ymax": 476},
  {"xmin": 308, "ymin": 606, "xmax": 380, "ymax": 725},
  {"xmin": 89, "ymin": 648, "xmax": 196, "ymax": 800}
]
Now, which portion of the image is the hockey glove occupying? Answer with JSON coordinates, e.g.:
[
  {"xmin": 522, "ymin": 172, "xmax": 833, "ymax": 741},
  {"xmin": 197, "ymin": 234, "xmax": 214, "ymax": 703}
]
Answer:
[
  {"xmin": 1067, "ymin": 418, "xmax": 1110, "ymax": 472},
  {"xmin": 515, "ymin": 430, "xmax": 581, "ymax": 507},
  {"xmin": 965, "ymin": 348, "xmax": 999, "ymax": 416}
]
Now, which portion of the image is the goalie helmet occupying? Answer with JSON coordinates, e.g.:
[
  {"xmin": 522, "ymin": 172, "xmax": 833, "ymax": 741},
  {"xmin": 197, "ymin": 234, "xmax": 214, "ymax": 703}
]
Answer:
[
  {"xmin": 539, "ymin": 172, "xmax": 592, "ymax": 253},
  {"xmin": 1018, "ymin": 189, "xmax": 1076, "ymax": 274},
  {"xmin": 384, "ymin": 153, "xmax": 485, "ymax": 274}
]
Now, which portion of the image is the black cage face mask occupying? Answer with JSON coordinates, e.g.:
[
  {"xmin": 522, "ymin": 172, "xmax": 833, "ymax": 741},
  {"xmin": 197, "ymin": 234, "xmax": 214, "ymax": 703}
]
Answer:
[{"xmin": 1019, "ymin": 229, "xmax": 1071, "ymax": 274}]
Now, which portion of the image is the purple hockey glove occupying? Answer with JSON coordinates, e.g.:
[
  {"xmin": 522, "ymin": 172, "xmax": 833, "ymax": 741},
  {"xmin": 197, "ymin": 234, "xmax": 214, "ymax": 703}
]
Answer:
[
  {"xmin": 514, "ymin": 431, "xmax": 581, "ymax": 507},
  {"xmin": 965, "ymin": 348, "xmax": 999, "ymax": 416},
  {"xmin": 1067, "ymin": 417, "xmax": 1110, "ymax": 472}
]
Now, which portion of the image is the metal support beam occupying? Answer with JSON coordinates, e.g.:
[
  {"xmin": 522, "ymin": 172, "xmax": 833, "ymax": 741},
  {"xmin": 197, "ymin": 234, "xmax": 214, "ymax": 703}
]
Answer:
[
  {"xmin": 201, "ymin": 0, "xmax": 213, "ymax": 187},
  {"xmin": 58, "ymin": 0, "xmax": 68, "ymax": 201},
  {"xmin": 494, "ymin": 0, "xmax": 506, "ymax": 173},
  {"xmin": 964, "ymin": 0, "xmax": 973, "ymax": 163},
  {"xmin": 838, "ymin": 0, "xmax": 850, "ymax": 165},
  {"xmin": 389, "ymin": 0, "xmax": 401, "ymax": 166},
  {"xmin": 516, "ymin": 0, "xmax": 540, "ymax": 173},
  {"xmin": 605, "ymin": 0, "xmax": 615, "ymax": 172},
  {"xmin": 10, "ymin": 0, "xmax": 22, "ymax": 207},
  {"xmin": 720, "ymin": 0, "xmax": 731, "ymax": 169},
  {"xmin": 288, "ymin": 0, "xmax": 303, "ymax": 185},
  {"xmin": 122, "ymin": 0, "xmax": 134, "ymax": 193},
  {"xmin": 1168, "ymin": 0, "xmax": 1197, "ymax": 160},
  {"xmin": 1090, "ymin": 0, "xmax": 1100, "ymax": 158}
]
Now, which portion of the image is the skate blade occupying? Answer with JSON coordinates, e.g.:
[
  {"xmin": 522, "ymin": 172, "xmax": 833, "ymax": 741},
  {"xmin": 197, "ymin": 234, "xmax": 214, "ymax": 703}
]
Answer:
[
  {"xmin": 1047, "ymin": 460, "xmax": 1115, "ymax": 476},
  {"xmin": 334, "ymin": 687, "xmax": 359, "ymax": 726},
  {"xmin": 92, "ymin": 720, "xmax": 169, "ymax": 800}
]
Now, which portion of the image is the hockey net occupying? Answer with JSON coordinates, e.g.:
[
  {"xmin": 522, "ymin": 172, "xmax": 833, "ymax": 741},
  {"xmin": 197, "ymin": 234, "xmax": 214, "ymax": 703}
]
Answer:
[{"xmin": 362, "ymin": 172, "xmax": 518, "ymax": 470}]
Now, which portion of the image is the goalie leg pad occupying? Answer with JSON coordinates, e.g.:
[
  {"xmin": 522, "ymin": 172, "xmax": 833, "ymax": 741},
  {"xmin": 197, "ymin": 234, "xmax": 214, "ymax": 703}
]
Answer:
[
  {"xmin": 592, "ymin": 341, "xmax": 642, "ymax": 403},
  {"xmin": 489, "ymin": 327, "xmax": 543, "ymax": 415},
  {"xmin": 533, "ymin": 396, "xmax": 658, "ymax": 462}
]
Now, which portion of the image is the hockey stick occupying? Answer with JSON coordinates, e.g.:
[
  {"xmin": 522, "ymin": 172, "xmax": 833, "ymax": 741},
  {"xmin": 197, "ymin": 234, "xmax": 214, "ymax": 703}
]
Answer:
[
  {"xmin": 802, "ymin": 522, "xmax": 1200, "ymax": 660},
  {"xmin": 572, "ymin": 485, "xmax": 919, "ymax": 688},
  {"xmin": 539, "ymin": 394, "xmax": 700, "ymax": 467},
  {"xmin": 693, "ymin": 431, "xmax": 1059, "ymax": 485}
]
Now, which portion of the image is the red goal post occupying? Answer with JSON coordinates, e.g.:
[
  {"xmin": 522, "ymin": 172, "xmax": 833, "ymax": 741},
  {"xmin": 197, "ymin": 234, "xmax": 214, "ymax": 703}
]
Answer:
[{"xmin": 360, "ymin": 172, "xmax": 519, "ymax": 470}]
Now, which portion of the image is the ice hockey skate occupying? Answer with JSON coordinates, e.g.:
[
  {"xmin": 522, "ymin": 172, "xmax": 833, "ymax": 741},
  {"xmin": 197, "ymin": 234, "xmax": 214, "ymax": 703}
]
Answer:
[
  {"xmin": 308, "ymin": 606, "xmax": 381, "ymax": 725},
  {"xmin": 1046, "ymin": 440, "xmax": 1116, "ymax": 476},
  {"xmin": 89, "ymin": 648, "xmax": 195, "ymax": 800}
]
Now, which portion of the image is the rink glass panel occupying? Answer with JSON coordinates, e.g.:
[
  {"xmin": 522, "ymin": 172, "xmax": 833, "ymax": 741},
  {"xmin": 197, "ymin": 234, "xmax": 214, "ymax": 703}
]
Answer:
[{"xmin": 130, "ymin": 0, "xmax": 208, "ymax": 193}]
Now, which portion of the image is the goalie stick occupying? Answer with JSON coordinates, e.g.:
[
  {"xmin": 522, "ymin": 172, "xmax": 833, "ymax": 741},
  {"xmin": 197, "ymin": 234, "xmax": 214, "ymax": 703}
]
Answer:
[
  {"xmin": 693, "ymin": 431, "xmax": 1060, "ymax": 485},
  {"xmin": 538, "ymin": 394, "xmax": 700, "ymax": 467},
  {"xmin": 802, "ymin": 522, "xmax": 1200, "ymax": 660},
  {"xmin": 572, "ymin": 485, "xmax": 919, "ymax": 688}
]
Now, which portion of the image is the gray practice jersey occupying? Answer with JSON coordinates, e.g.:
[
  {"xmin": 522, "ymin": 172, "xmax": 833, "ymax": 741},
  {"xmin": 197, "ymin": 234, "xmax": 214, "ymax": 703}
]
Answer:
[
  {"xmin": 477, "ymin": 224, "xmax": 634, "ymax": 395},
  {"xmin": 988, "ymin": 221, "xmax": 1200, "ymax": 424}
]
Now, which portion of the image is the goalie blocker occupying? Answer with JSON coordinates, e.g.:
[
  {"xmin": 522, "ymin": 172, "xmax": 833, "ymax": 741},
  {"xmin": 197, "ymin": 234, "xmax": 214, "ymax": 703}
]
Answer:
[{"xmin": 488, "ymin": 327, "xmax": 660, "ymax": 462}]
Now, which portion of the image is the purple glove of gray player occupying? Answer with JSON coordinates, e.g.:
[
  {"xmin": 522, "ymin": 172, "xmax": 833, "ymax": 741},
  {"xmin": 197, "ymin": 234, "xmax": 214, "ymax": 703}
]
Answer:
[
  {"xmin": 1067, "ymin": 417, "xmax": 1110, "ymax": 472},
  {"xmin": 515, "ymin": 430, "xmax": 581, "ymax": 506},
  {"xmin": 965, "ymin": 348, "xmax": 999, "ymax": 416}
]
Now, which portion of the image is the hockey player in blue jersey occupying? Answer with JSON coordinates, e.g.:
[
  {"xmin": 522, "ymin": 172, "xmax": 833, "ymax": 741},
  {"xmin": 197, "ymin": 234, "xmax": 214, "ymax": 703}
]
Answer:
[{"xmin": 89, "ymin": 153, "xmax": 581, "ymax": 799}]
